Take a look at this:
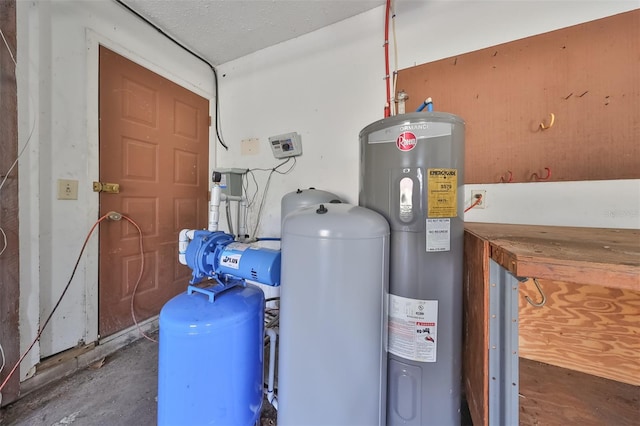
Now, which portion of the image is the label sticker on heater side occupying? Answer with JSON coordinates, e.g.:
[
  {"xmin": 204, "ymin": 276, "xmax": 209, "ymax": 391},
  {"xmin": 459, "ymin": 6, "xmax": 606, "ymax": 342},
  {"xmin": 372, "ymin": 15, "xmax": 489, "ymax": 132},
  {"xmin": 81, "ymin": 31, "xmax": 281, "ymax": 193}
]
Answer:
[
  {"xmin": 427, "ymin": 168, "xmax": 457, "ymax": 218},
  {"xmin": 426, "ymin": 218, "xmax": 450, "ymax": 252},
  {"xmin": 388, "ymin": 295, "xmax": 438, "ymax": 362}
]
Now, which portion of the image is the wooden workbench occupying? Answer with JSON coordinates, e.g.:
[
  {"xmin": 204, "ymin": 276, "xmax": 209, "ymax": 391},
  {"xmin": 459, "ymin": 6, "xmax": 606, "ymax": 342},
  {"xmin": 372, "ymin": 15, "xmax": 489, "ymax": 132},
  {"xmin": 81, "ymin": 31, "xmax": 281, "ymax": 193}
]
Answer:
[{"xmin": 463, "ymin": 223, "xmax": 640, "ymax": 426}]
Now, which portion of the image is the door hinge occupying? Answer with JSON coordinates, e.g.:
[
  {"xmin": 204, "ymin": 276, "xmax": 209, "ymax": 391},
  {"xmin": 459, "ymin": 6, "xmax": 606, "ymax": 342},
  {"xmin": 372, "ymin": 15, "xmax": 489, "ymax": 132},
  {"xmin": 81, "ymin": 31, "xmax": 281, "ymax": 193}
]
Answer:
[
  {"xmin": 93, "ymin": 181, "xmax": 120, "ymax": 193},
  {"xmin": 209, "ymin": 116, "xmax": 212, "ymax": 126}
]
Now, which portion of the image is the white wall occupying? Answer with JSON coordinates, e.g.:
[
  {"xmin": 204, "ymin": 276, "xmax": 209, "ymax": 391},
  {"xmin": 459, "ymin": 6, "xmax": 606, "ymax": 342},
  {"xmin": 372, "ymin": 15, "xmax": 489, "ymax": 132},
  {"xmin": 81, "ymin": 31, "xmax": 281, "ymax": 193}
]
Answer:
[
  {"xmin": 216, "ymin": 0, "xmax": 639, "ymax": 239},
  {"xmin": 15, "ymin": 0, "xmax": 639, "ymax": 380},
  {"xmin": 17, "ymin": 0, "xmax": 214, "ymax": 377}
]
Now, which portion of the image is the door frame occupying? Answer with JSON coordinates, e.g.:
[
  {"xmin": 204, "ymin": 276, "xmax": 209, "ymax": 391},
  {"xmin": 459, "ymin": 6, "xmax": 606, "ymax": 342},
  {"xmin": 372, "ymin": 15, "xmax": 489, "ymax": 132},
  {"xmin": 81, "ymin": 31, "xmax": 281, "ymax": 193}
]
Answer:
[{"xmin": 85, "ymin": 29, "xmax": 214, "ymax": 343}]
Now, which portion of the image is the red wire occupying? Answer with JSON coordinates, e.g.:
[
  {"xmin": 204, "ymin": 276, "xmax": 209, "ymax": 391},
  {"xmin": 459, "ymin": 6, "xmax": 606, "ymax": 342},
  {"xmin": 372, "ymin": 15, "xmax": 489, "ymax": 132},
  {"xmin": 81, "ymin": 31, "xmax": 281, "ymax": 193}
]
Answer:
[
  {"xmin": 0, "ymin": 213, "xmax": 110, "ymax": 393},
  {"xmin": 464, "ymin": 195, "xmax": 483, "ymax": 213},
  {"xmin": 123, "ymin": 214, "xmax": 157, "ymax": 343},
  {"xmin": 531, "ymin": 167, "xmax": 552, "ymax": 181},
  {"xmin": 500, "ymin": 171, "xmax": 513, "ymax": 183},
  {"xmin": 383, "ymin": 0, "xmax": 391, "ymax": 117},
  {"xmin": 0, "ymin": 212, "xmax": 159, "ymax": 393}
]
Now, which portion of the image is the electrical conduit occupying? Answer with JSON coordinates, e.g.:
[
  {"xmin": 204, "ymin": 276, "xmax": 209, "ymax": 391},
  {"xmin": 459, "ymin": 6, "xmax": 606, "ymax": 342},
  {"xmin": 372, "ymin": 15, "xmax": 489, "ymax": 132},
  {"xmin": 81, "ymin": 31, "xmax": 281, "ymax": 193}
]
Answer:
[{"xmin": 383, "ymin": 0, "xmax": 392, "ymax": 117}]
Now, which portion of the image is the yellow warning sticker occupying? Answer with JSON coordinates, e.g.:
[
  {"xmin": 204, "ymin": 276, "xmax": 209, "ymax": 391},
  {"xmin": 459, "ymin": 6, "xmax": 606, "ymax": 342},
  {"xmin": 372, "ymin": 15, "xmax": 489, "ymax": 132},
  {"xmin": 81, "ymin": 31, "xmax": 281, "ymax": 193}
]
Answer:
[{"xmin": 427, "ymin": 168, "xmax": 457, "ymax": 218}]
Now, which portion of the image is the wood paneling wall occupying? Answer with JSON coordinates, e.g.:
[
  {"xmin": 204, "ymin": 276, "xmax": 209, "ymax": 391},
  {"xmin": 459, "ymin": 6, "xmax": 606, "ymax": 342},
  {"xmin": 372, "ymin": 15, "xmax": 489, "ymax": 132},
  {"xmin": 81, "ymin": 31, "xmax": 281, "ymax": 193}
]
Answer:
[
  {"xmin": 0, "ymin": 0, "xmax": 20, "ymax": 406},
  {"xmin": 397, "ymin": 10, "xmax": 640, "ymax": 184}
]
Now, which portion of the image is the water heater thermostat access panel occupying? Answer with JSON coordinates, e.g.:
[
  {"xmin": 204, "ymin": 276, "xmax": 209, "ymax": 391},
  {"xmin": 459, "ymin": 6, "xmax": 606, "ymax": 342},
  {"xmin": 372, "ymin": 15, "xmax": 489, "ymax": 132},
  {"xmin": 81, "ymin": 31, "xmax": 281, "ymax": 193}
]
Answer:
[{"xmin": 269, "ymin": 132, "xmax": 303, "ymax": 159}]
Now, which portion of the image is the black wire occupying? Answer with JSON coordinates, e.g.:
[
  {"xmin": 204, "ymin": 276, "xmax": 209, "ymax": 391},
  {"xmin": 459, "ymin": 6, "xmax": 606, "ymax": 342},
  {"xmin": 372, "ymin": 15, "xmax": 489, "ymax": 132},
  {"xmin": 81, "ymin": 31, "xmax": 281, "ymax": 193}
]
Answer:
[
  {"xmin": 112, "ymin": 0, "xmax": 228, "ymax": 151},
  {"xmin": 245, "ymin": 170, "xmax": 260, "ymax": 211},
  {"xmin": 0, "ymin": 214, "xmax": 109, "ymax": 392},
  {"xmin": 249, "ymin": 157, "xmax": 295, "ymax": 173},
  {"xmin": 275, "ymin": 157, "xmax": 297, "ymax": 174},
  {"xmin": 243, "ymin": 158, "xmax": 292, "ymax": 214},
  {"xmin": 251, "ymin": 169, "xmax": 276, "ymax": 237},
  {"xmin": 238, "ymin": 157, "xmax": 297, "ymax": 237}
]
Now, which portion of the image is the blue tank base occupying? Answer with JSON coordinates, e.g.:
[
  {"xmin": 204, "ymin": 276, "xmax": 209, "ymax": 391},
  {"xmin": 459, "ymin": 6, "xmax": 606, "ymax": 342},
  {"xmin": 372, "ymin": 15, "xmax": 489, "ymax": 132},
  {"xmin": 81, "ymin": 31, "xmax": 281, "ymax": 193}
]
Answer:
[
  {"xmin": 187, "ymin": 278, "xmax": 245, "ymax": 302},
  {"xmin": 157, "ymin": 285, "xmax": 265, "ymax": 426}
]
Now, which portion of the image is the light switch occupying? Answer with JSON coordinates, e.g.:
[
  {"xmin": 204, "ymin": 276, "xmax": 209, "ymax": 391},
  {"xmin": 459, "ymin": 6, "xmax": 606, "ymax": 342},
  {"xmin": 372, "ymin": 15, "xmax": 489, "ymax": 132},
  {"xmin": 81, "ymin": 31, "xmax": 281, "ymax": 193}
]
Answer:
[{"xmin": 58, "ymin": 179, "xmax": 78, "ymax": 200}]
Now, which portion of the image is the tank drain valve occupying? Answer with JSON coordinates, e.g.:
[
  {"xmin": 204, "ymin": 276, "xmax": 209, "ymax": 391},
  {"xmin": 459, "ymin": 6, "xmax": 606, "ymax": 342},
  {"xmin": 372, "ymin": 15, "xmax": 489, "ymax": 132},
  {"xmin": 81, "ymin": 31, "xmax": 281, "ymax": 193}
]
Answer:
[{"xmin": 316, "ymin": 204, "xmax": 328, "ymax": 214}]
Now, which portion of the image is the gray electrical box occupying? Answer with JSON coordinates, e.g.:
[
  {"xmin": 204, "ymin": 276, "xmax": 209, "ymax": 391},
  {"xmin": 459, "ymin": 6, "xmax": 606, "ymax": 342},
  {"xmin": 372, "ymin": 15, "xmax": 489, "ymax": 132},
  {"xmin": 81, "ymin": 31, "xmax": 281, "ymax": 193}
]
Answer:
[
  {"xmin": 268, "ymin": 132, "xmax": 303, "ymax": 159},
  {"xmin": 214, "ymin": 168, "xmax": 246, "ymax": 197}
]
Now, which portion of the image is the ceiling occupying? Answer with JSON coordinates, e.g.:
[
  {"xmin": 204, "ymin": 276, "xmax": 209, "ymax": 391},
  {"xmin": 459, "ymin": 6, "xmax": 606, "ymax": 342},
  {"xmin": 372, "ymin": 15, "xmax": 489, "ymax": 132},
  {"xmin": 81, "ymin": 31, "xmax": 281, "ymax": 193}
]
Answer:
[{"xmin": 118, "ymin": 0, "xmax": 386, "ymax": 66}]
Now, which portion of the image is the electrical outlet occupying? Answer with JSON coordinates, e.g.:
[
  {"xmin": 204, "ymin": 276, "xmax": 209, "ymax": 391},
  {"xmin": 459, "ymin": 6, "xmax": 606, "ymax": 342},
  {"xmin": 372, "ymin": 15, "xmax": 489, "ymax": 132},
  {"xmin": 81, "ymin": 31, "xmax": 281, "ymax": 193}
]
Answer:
[
  {"xmin": 57, "ymin": 179, "xmax": 79, "ymax": 200},
  {"xmin": 470, "ymin": 190, "xmax": 486, "ymax": 209}
]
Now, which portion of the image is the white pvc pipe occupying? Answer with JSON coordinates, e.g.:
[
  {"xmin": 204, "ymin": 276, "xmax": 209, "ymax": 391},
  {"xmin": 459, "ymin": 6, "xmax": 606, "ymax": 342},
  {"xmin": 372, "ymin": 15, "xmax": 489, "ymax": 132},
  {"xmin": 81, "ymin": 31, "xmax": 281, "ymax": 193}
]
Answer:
[
  {"xmin": 236, "ymin": 200, "xmax": 241, "ymax": 239},
  {"xmin": 238, "ymin": 198, "xmax": 248, "ymax": 240},
  {"xmin": 265, "ymin": 327, "xmax": 278, "ymax": 410},
  {"xmin": 225, "ymin": 200, "xmax": 234, "ymax": 236},
  {"xmin": 208, "ymin": 184, "xmax": 222, "ymax": 232},
  {"xmin": 178, "ymin": 229, "xmax": 196, "ymax": 265},
  {"xmin": 220, "ymin": 194, "xmax": 248, "ymax": 239},
  {"xmin": 221, "ymin": 194, "xmax": 243, "ymax": 202}
]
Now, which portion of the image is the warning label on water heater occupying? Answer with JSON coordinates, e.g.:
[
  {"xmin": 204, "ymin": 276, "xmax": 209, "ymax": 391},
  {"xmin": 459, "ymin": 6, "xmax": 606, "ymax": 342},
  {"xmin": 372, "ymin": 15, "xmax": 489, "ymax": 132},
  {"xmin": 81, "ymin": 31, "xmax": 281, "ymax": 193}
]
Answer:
[
  {"xmin": 388, "ymin": 295, "xmax": 438, "ymax": 363},
  {"xmin": 426, "ymin": 218, "xmax": 450, "ymax": 252},
  {"xmin": 427, "ymin": 168, "xmax": 457, "ymax": 218}
]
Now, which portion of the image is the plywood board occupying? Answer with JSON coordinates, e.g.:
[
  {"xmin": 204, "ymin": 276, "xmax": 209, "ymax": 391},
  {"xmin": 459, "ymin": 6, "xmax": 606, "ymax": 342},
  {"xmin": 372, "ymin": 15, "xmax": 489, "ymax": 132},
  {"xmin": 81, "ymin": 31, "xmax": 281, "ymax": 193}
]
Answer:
[
  {"xmin": 520, "ymin": 358, "xmax": 639, "ymax": 426},
  {"xmin": 463, "ymin": 231, "xmax": 489, "ymax": 426},
  {"xmin": 465, "ymin": 222, "xmax": 640, "ymax": 291},
  {"xmin": 397, "ymin": 10, "xmax": 640, "ymax": 183},
  {"xmin": 519, "ymin": 279, "xmax": 640, "ymax": 385}
]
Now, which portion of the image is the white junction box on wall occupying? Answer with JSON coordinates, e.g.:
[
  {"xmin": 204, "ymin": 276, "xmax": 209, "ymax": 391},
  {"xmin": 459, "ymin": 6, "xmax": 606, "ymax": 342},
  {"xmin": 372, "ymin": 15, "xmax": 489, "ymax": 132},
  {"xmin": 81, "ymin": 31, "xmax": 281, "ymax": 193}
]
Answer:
[{"xmin": 269, "ymin": 132, "xmax": 303, "ymax": 159}]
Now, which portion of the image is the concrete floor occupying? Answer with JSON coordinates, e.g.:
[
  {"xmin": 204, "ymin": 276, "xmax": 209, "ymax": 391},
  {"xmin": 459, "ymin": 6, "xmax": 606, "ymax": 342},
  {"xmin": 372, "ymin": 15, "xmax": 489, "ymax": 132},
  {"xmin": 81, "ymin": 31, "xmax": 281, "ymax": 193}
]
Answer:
[
  {"xmin": 0, "ymin": 334, "xmax": 161, "ymax": 426},
  {"xmin": 0, "ymin": 334, "xmax": 469, "ymax": 426},
  {"xmin": 0, "ymin": 334, "xmax": 277, "ymax": 426}
]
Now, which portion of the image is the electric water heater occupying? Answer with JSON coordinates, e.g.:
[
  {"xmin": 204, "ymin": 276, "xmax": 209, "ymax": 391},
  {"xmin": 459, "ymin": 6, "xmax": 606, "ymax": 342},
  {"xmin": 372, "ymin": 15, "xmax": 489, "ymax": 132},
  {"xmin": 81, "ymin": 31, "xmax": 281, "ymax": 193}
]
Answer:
[{"xmin": 359, "ymin": 112, "xmax": 465, "ymax": 426}]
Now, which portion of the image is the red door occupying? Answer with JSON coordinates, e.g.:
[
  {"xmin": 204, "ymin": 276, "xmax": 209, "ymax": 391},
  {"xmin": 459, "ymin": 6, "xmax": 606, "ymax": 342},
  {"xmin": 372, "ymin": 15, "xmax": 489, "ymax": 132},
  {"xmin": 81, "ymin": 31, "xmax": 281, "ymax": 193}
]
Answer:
[{"xmin": 98, "ymin": 46, "xmax": 209, "ymax": 337}]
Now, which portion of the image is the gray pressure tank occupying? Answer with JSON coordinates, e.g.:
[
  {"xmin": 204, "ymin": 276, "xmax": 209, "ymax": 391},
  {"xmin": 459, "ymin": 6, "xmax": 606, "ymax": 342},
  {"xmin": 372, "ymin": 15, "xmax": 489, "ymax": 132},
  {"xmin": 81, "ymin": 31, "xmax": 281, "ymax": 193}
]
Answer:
[
  {"xmin": 359, "ymin": 112, "xmax": 465, "ymax": 426},
  {"xmin": 278, "ymin": 203, "xmax": 389, "ymax": 426},
  {"xmin": 280, "ymin": 187, "xmax": 341, "ymax": 228}
]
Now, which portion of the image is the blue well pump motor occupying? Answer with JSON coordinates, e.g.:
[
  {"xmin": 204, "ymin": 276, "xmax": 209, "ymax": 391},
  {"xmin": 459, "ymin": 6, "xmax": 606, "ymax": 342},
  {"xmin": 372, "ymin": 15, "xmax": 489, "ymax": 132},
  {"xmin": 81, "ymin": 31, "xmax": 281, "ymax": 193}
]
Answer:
[
  {"xmin": 183, "ymin": 229, "xmax": 281, "ymax": 288},
  {"xmin": 158, "ymin": 229, "xmax": 281, "ymax": 426}
]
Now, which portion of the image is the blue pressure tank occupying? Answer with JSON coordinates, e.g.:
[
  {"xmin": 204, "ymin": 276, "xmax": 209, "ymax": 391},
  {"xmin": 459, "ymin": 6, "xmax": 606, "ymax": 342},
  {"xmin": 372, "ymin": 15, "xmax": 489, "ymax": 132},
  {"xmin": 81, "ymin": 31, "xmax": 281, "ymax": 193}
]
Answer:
[{"xmin": 157, "ymin": 284, "xmax": 265, "ymax": 426}]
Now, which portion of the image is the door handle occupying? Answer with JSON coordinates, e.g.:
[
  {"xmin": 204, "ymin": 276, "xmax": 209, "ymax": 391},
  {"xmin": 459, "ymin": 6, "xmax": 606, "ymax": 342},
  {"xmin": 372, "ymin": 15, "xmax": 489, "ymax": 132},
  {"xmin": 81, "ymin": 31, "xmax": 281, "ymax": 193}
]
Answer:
[{"xmin": 93, "ymin": 181, "xmax": 120, "ymax": 193}]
